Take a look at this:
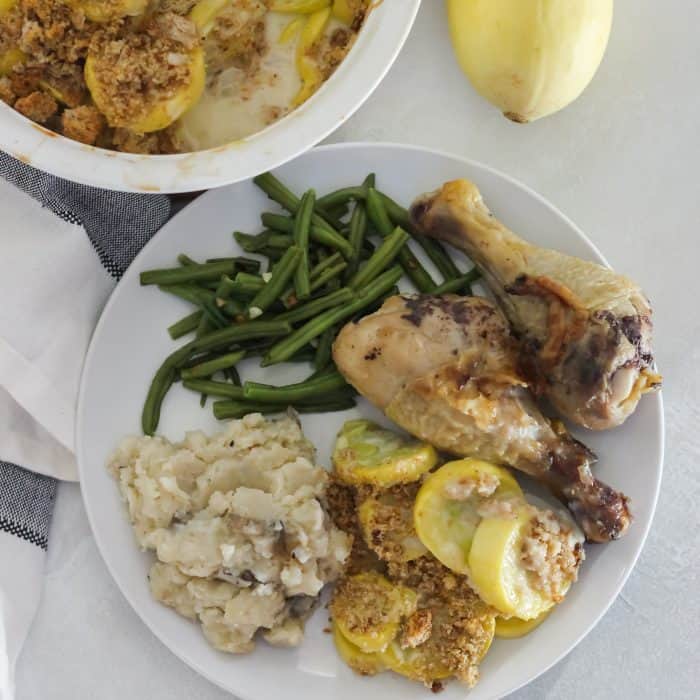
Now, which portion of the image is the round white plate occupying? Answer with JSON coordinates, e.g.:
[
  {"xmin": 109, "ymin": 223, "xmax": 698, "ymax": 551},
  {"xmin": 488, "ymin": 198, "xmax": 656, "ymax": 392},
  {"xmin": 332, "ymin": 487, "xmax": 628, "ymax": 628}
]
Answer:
[{"xmin": 77, "ymin": 143, "xmax": 664, "ymax": 700}]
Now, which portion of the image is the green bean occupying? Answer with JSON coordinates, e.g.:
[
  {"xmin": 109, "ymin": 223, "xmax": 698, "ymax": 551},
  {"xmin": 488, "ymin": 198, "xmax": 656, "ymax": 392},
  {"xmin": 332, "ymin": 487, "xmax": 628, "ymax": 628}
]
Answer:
[
  {"xmin": 314, "ymin": 326, "xmax": 335, "ymax": 370},
  {"xmin": 311, "ymin": 252, "xmax": 343, "ymax": 280},
  {"xmin": 315, "ymin": 186, "xmax": 364, "ymax": 210},
  {"xmin": 262, "ymin": 266, "xmax": 402, "ymax": 366},
  {"xmin": 349, "ymin": 226, "xmax": 408, "ymax": 289},
  {"xmin": 261, "ymin": 213, "xmax": 353, "ymax": 258},
  {"xmin": 142, "ymin": 320, "xmax": 291, "ymax": 434},
  {"xmin": 253, "ymin": 172, "xmax": 343, "ymax": 235},
  {"xmin": 213, "ymin": 396, "xmax": 356, "ymax": 420},
  {"xmin": 344, "ymin": 187, "xmax": 370, "ymax": 282},
  {"xmin": 178, "ymin": 253, "xmax": 197, "ymax": 266},
  {"xmin": 180, "ymin": 350, "xmax": 246, "ymax": 380},
  {"xmin": 183, "ymin": 379, "xmax": 246, "ymax": 399},
  {"xmin": 316, "ymin": 173, "xmax": 375, "ymax": 210},
  {"xmin": 198, "ymin": 280, "xmax": 222, "ymax": 291},
  {"xmin": 203, "ymin": 256, "xmax": 261, "ymax": 273},
  {"xmin": 258, "ymin": 246, "xmax": 285, "ymax": 263},
  {"xmin": 142, "ymin": 343, "xmax": 196, "ymax": 434},
  {"xmin": 141, "ymin": 260, "xmax": 235, "ymax": 286},
  {"xmin": 260, "ymin": 212, "xmax": 294, "ymax": 232},
  {"xmin": 226, "ymin": 366, "xmax": 242, "ymax": 386},
  {"xmin": 293, "ymin": 190, "xmax": 315, "ymax": 301},
  {"xmin": 193, "ymin": 319, "xmax": 291, "ymax": 354},
  {"xmin": 310, "ymin": 261, "xmax": 347, "ymax": 293},
  {"xmin": 221, "ymin": 298, "xmax": 245, "ymax": 318},
  {"xmin": 234, "ymin": 257, "xmax": 262, "ymax": 273},
  {"xmin": 229, "ymin": 272, "xmax": 264, "ymax": 298},
  {"xmin": 247, "ymin": 246, "xmax": 301, "ymax": 318},
  {"xmin": 365, "ymin": 188, "xmax": 436, "ymax": 293},
  {"xmin": 283, "ymin": 251, "xmax": 343, "ymax": 306},
  {"xmin": 431, "ymin": 267, "xmax": 481, "ymax": 295},
  {"xmin": 289, "ymin": 346, "xmax": 317, "ymax": 362},
  {"xmin": 158, "ymin": 284, "xmax": 215, "ymax": 306},
  {"xmin": 373, "ymin": 192, "xmax": 461, "ymax": 281},
  {"xmin": 195, "ymin": 314, "xmax": 213, "ymax": 339},
  {"xmin": 167, "ymin": 310, "xmax": 203, "ymax": 340},
  {"xmin": 276, "ymin": 288, "xmax": 354, "ymax": 324},
  {"xmin": 325, "ymin": 203, "xmax": 350, "ymax": 222},
  {"xmin": 201, "ymin": 299, "xmax": 228, "ymax": 328},
  {"xmin": 243, "ymin": 371, "xmax": 347, "ymax": 403},
  {"xmin": 215, "ymin": 274, "xmax": 238, "ymax": 301},
  {"xmin": 235, "ymin": 230, "xmax": 292, "ymax": 252},
  {"xmin": 307, "ymin": 363, "xmax": 340, "ymax": 381}
]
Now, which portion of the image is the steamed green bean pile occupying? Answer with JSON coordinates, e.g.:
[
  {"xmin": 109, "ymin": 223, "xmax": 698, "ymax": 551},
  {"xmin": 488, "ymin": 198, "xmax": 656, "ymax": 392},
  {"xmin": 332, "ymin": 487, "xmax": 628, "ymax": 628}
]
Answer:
[{"xmin": 139, "ymin": 172, "xmax": 480, "ymax": 435}]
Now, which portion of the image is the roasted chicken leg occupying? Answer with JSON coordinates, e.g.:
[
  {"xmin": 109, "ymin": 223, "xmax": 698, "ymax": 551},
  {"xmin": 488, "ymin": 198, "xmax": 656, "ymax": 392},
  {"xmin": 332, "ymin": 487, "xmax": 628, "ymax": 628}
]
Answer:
[
  {"xmin": 333, "ymin": 294, "xmax": 631, "ymax": 542},
  {"xmin": 409, "ymin": 180, "xmax": 660, "ymax": 430}
]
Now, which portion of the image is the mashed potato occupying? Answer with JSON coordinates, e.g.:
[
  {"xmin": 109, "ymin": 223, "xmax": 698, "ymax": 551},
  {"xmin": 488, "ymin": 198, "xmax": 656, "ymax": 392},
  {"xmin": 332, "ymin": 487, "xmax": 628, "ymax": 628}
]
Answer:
[{"xmin": 108, "ymin": 412, "xmax": 351, "ymax": 653}]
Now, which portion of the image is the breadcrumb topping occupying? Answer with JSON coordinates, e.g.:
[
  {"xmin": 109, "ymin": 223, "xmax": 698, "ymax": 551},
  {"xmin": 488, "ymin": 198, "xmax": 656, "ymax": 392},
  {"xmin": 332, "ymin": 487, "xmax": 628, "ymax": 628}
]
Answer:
[{"xmin": 521, "ymin": 509, "xmax": 584, "ymax": 602}]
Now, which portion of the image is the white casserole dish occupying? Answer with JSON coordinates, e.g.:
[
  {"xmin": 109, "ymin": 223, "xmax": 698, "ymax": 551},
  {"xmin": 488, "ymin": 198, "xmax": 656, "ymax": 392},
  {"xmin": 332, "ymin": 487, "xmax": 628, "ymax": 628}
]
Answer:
[{"xmin": 0, "ymin": 1, "xmax": 421, "ymax": 193}]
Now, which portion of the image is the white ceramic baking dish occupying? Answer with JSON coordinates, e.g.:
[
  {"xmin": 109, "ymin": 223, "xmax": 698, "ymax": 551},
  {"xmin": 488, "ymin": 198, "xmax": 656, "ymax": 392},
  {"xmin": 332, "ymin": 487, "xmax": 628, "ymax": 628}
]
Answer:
[{"xmin": 0, "ymin": 1, "xmax": 421, "ymax": 193}]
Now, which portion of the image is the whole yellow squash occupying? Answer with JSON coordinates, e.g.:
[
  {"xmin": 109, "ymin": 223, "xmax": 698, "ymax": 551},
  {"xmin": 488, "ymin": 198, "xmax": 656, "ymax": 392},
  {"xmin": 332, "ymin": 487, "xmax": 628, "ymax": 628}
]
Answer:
[{"xmin": 447, "ymin": 0, "xmax": 613, "ymax": 122}]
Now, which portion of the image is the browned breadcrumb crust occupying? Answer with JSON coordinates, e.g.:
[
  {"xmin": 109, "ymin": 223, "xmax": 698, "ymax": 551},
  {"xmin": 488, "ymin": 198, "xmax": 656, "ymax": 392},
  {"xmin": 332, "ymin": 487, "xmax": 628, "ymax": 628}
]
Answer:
[
  {"xmin": 324, "ymin": 477, "xmax": 386, "ymax": 575},
  {"xmin": 389, "ymin": 556, "xmax": 495, "ymax": 687},
  {"xmin": 357, "ymin": 482, "xmax": 423, "ymax": 563},
  {"xmin": 205, "ymin": 0, "xmax": 267, "ymax": 72},
  {"xmin": 14, "ymin": 89, "xmax": 57, "ymax": 121},
  {"xmin": 0, "ymin": 77, "xmax": 15, "ymax": 104},
  {"xmin": 330, "ymin": 572, "xmax": 415, "ymax": 638},
  {"xmin": 87, "ymin": 13, "xmax": 198, "ymax": 128},
  {"xmin": 400, "ymin": 608, "xmax": 432, "ymax": 649},
  {"xmin": 61, "ymin": 103, "xmax": 103, "ymax": 143},
  {"xmin": 3, "ymin": 0, "xmax": 366, "ymax": 152},
  {"xmin": 312, "ymin": 26, "xmax": 355, "ymax": 81},
  {"xmin": 328, "ymin": 462, "xmax": 496, "ymax": 690}
]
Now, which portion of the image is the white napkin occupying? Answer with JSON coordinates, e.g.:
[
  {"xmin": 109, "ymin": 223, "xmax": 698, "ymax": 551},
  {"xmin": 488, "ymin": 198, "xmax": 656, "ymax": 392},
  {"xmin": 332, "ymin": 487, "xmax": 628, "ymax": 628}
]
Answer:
[
  {"xmin": 0, "ymin": 179, "xmax": 113, "ymax": 481},
  {"xmin": 0, "ymin": 157, "xmax": 171, "ymax": 700}
]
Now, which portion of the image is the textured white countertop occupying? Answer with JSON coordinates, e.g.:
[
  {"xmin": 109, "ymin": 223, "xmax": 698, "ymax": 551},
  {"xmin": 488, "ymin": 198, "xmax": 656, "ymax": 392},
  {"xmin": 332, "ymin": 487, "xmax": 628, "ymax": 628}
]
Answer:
[{"xmin": 16, "ymin": 3, "xmax": 700, "ymax": 699}]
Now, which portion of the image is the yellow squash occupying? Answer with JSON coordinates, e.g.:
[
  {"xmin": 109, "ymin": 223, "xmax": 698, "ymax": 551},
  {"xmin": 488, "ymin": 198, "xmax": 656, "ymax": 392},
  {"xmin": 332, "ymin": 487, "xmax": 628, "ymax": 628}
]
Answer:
[
  {"xmin": 495, "ymin": 610, "xmax": 550, "ymax": 639},
  {"xmin": 333, "ymin": 419, "xmax": 438, "ymax": 487},
  {"xmin": 468, "ymin": 507, "xmax": 574, "ymax": 620},
  {"xmin": 413, "ymin": 459, "xmax": 523, "ymax": 575},
  {"xmin": 447, "ymin": 0, "xmax": 614, "ymax": 122},
  {"xmin": 332, "ymin": 622, "xmax": 386, "ymax": 675}
]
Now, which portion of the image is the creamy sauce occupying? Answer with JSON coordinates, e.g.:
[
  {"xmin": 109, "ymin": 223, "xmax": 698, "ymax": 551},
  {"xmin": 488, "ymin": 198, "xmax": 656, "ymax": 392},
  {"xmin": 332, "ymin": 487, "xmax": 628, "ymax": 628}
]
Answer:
[{"xmin": 178, "ymin": 13, "xmax": 302, "ymax": 151}]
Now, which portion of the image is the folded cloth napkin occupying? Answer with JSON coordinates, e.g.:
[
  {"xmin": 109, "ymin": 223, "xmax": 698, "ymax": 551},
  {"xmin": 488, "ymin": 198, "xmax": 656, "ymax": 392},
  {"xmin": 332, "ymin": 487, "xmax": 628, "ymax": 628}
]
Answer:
[{"xmin": 0, "ymin": 151, "xmax": 172, "ymax": 699}]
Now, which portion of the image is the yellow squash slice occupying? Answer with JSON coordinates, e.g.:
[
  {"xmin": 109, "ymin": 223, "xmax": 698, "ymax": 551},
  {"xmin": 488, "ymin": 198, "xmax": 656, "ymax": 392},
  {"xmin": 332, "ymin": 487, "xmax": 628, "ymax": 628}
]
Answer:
[
  {"xmin": 330, "ymin": 571, "xmax": 417, "ymax": 653},
  {"xmin": 468, "ymin": 507, "xmax": 579, "ymax": 620},
  {"xmin": 358, "ymin": 485, "xmax": 428, "ymax": 563},
  {"xmin": 68, "ymin": 0, "xmax": 148, "ymax": 23},
  {"xmin": 332, "ymin": 622, "xmax": 386, "ymax": 676},
  {"xmin": 413, "ymin": 459, "xmax": 523, "ymax": 575},
  {"xmin": 292, "ymin": 6, "xmax": 331, "ymax": 107},
  {"xmin": 0, "ymin": 47, "xmax": 25, "ymax": 76},
  {"xmin": 85, "ymin": 47, "xmax": 205, "ymax": 133},
  {"xmin": 495, "ymin": 609, "xmax": 550, "ymax": 639},
  {"xmin": 333, "ymin": 420, "xmax": 438, "ymax": 487},
  {"xmin": 380, "ymin": 604, "xmax": 495, "ymax": 684}
]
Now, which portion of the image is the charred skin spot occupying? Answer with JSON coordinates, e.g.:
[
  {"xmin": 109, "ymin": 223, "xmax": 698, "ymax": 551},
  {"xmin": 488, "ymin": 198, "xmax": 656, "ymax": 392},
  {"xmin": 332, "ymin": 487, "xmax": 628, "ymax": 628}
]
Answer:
[{"xmin": 400, "ymin": 294, "xmax": 495, "ymax": 329}]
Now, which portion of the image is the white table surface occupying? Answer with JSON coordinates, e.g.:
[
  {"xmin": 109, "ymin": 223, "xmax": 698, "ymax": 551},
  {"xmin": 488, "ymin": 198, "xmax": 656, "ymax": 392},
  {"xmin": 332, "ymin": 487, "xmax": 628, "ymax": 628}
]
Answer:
[{"xmin": 16, "ymin": 3, "xmax": 700, "ymax": 699}]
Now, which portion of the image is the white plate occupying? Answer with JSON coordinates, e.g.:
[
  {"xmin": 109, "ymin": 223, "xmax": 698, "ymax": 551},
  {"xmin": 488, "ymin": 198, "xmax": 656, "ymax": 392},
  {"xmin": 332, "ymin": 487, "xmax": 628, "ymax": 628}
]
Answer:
[
  {"xmin": 0, "ymin": 3, "xmax": 420, "ymax": 193},
  {"xmin": 77, "ymin": 143, "xmax": 664, "ymax": 700}
]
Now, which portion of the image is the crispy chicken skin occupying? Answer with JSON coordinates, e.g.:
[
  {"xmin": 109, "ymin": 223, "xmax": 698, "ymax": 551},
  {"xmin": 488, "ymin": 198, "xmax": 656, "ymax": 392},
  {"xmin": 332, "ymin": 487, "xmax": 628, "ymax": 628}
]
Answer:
[
  {"xmin": 333, "ymin": 295, "xmax": 631, "ymax": 542},
  {"xmin": 409, "ymin": 180, "xmax": 661, "ymax": 431}
]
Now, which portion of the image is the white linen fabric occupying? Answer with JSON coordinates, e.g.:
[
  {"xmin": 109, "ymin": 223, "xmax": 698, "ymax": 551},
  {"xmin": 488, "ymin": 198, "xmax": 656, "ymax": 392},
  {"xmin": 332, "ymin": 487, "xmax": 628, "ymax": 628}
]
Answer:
[{"xmin": 0, "ymin": 151, "xmax": 171, "ymax": 699}]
